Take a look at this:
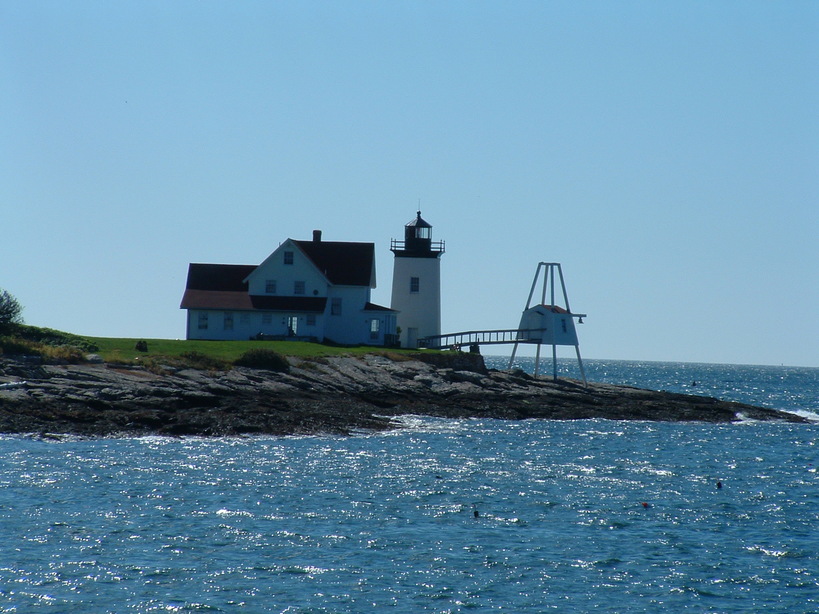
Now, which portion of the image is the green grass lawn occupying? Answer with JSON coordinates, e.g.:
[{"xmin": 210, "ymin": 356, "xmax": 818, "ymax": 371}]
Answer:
[
  {"xmin": 1, "ymin": 325, "xmax": 431, "ymax": 365},
  {"xmin": 83, "ymin": 336, "xmax": 417, "ymax": 363}
]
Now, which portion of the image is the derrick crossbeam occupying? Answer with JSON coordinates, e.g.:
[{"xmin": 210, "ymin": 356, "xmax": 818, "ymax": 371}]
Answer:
[{"xmin": 419, "ymin": 329, "xmax": 547, "ymax": 350}]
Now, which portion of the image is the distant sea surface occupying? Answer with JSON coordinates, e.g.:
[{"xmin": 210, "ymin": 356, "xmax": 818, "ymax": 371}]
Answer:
[{"xmin": 2, "ymin": 359, "xmax": 818, "ymax": 613}]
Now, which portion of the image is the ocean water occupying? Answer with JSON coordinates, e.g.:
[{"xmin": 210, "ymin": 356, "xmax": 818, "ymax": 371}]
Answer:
[
  {"xmin": 1, "ymin": 359, "xmax": 818, "ymax": 613},
  {"xmin": 499, "ymin": 357, "xmax": 819, "ymax": 420}
]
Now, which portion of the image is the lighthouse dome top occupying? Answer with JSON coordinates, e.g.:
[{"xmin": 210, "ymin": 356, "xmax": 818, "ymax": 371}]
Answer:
[
  {"xmin": 390, "ymin": 210, "xmax": 445, "ymax": 257},
  {"xmin": 406, "ymin": 211, "xmax": 432, "ymax": 229}
]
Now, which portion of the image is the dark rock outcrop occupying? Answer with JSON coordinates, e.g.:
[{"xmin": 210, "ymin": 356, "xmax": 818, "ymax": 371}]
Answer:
[{"xmin": 0, "ymin": 354, "xmax": 807, "ymax": 438}]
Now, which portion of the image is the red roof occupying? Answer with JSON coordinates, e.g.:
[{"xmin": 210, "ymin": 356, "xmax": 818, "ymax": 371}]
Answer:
[
  {"xmin": 528, "ymin": 304, "xmax": 570, "ymax": 314},
  {"xmin": 180, "ymin": 289, "xmax": 250, "ymax": 310},
  {"xmin": 180, "ymin": 289, "xmax": 327, "ymax": 312},
  {"xmin": 181, "ymin": 264, "xmax": 333, "ymax": 311}
]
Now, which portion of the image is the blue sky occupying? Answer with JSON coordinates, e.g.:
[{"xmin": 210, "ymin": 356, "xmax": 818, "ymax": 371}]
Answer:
[{"xmin": 2, "ymin": 1, "xmax": 817, "ymax": 367}]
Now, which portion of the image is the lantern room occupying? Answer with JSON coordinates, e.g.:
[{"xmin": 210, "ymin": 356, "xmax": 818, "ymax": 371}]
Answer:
[{"xmin": 391, "ymin": 211, "xmax": 444, "ymax": 257}]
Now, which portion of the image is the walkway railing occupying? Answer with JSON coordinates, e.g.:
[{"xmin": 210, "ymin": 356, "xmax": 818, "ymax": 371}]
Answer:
[{"xmin": 419, "ymin": 329, "xmax": 548, "ymax": 349}]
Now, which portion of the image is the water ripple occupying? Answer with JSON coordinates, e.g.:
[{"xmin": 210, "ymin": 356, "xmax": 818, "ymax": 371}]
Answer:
[{"xmin": 1, "ymin": 364, "xmax": 818, "ymax": 611}]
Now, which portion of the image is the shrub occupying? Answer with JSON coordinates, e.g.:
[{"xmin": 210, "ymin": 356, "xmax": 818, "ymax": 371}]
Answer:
[
  {"xmin": 41, "ymin": 345, "xmax": 87, "ymax": 364},
  {"xmin": 0, "ymin": 337, "xmax": 88, "ymax": 364},
  {"xmin": 136, "ymin": 356, "xmax": 172, "ymax": 375},
  {"xmin": 234, "ymin": 348, "xmax": 290, "ymax": 372},
  {"xmin": 0, "ymin": 337, "xmax": 40, "ymax": 357},
  {"xmin": 177, "ymin": 351, "xmax": 230, "ymax": 371},
  {"xmin": 13, "ymin": 325, "xmax": 99, "ymax": 352}
]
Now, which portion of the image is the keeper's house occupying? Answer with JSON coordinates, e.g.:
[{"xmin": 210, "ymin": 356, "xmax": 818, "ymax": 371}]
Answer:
[{"xmin": 180, "ymin": 230, "xmax": 398, "ymax": 346}]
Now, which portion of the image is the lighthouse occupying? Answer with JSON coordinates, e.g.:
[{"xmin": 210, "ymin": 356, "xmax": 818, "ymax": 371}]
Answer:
[{"xmin": 390, "ymin": 211, "xmax": 445, "ymax": 348}]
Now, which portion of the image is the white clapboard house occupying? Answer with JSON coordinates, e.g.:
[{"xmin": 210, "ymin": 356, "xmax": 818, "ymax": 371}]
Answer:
[{"xmin": 180, "ymin": 230, "xmax": 398, "ymax": 345}]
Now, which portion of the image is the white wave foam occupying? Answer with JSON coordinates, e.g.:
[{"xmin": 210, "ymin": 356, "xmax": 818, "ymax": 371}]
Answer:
[{"xmin": 788, "ymin": 409, "xmax": 819, "ymax": 422}]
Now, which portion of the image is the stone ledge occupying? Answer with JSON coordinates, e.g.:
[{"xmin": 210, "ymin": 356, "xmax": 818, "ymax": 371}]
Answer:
[{"xmin": 0, "ymin": 354, "xmax": 807, "ymax": 438}]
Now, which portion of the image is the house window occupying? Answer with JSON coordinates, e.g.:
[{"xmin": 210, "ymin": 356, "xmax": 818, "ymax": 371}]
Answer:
[
  {"xmin": 198, "ymin": 312, "xmax": 208, "ymax": 330},
  {"xmin": 262, "ymin": 313, "xmax": 272, "ymax": 325},
  {"xmin": 224, "ymin": 312, "xmax": 234, "ymax": 330},
  {"xmin": 306, "ymin": 314, "xmax": 316, "ymax": 326},
  {"xmin": 370, "ymin": 319, "xmax": 380, "ymax": 340},
  {"xmin": 284, "ymin": 251, "xmax": 294, "ymax": 265},
  {"xmin": 331, "ymin": 297, "xmax": 342, "ymax": 315},
  {"xmin": 294, "ymin": 281, "xmax": 306, "ymax": 295},
  {"xmin": 265, "ymin": 280, "xmax": 277, "ymax": 294},
  {"xmin": 410, "ymin": 277, "xmax": 420, "ymax": 293},
  {"xmin": 240, "ymin": 313, "xmax": 251, "ymax": 326}
]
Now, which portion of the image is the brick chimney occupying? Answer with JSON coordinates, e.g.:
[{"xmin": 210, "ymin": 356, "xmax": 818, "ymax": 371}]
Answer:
[{"xmin": 312, "ymin": 229, "xmax": 322, "ymax": 242}]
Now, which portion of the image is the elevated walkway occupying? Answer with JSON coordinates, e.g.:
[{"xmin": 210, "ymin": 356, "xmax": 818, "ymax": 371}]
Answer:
[
  {"xmin": 419, "ymin": 262, "xmax": 588, "ymax": 386},
  {"xmin": 418, "ymin": 328, "xmax": 547, "ymax": 349}
]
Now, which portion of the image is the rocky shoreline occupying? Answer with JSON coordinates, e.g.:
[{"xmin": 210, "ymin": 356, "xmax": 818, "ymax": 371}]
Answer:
[{"xmin": 0, "ymin": 353, "xmax": 807, "ymax": 438}]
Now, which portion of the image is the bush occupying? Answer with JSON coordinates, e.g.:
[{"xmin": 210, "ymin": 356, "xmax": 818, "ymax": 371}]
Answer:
[
  {"xmin": 177, "ymin": 351, "xmax": 230, "ymax": 371},
  {"xmin": 132, "ymin": 351, "xmax": 231, "ymax": 374},
  {"xmin": 0, "ymin": 337, "xmax": 88, "ymax": 364},
  {"xmin": 41, "ymin": 345, "xmax": 87, "ymax": 364},
  {"xmin": 0, "ymin": 337, "xmax": 40, "ymax": 357},
  {"xmin": 234, "ymin": 348, "xmax": 290, "ymax": 372},
  {"xmin": 13, "ymin": 325, "xmax": 99, "ymax": 352}
]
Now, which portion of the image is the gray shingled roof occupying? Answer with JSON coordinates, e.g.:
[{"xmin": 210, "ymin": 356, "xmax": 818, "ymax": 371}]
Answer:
[
  {"xmin": 184, "ymin": 263, "xmax": 256, "ymax": 292},
  {"xmin": 292, "ymin": 240, "xmax": 374, "ymax": 286}
]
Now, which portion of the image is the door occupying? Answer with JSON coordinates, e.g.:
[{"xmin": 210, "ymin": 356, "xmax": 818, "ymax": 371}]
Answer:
[{"xmin": 287, "ymin": 316, "xmax": 298, "ymax": 336}]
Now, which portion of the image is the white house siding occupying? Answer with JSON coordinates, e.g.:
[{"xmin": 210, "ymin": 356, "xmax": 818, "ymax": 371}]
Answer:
[
  {"xmin": 322, "ymin": 286, "xmax": 372, "ymax": 345},
  {"xmin": 182, "ymin": 236, "xmax": 396, "ymax": 345},
  {"xmin": 187, "ymin": 309, "xmax": 249, "ymax": 341},
  {"xmin": 245, "ymin": 240, "xmax": 330, "ymax": 299},
  {"xmin": 187, "ymin": 309, "xmax": 328, "ymax": 341},
  {"xmin": 391, "ymin": 257, "xmax": 441, "ymax": 347},
  {"xmin": 517, "ymin": 307, "xmax": 578, "ymax": 346},
  {"xmin": 364, "ymin": 311, "xmax": 397, "ymax": 346},
  {"xmin": 252, "ymin": 311, "xmax": 325, "ymax": 340}
]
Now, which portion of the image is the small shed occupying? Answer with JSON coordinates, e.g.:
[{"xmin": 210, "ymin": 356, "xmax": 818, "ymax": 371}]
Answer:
[{"xmin": 517, "ymin": 304, "xmax": 578, "ymax": 346}]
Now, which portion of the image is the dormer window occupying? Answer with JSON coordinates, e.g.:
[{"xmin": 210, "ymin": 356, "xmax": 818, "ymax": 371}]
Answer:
[{"xmin": 284, "ymin": 251, "xmax": 294, "ymax": 265}]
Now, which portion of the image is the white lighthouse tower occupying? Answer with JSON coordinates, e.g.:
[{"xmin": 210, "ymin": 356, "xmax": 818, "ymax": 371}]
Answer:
[{"xmin": 390, "ymin": 211, "xmax": 445, "ymax": 348}]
